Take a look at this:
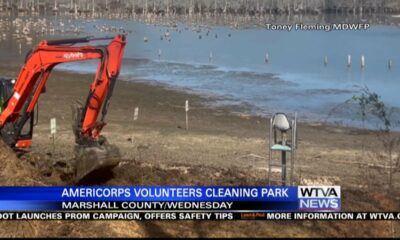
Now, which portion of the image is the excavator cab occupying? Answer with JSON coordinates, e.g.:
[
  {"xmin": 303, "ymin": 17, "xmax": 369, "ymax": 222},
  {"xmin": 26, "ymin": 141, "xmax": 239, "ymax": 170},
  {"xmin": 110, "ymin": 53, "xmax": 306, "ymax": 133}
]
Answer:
[
  {"xmin": 0, "ymin": 78, "xmax": 34, "ymax": 148},
  {"xmin": 0, "ymin": 35, "xmax": 126, "ymax": 183},
  {"xmin": 0, "ymin": 78, "xmax": 14, "ymax": 113}
]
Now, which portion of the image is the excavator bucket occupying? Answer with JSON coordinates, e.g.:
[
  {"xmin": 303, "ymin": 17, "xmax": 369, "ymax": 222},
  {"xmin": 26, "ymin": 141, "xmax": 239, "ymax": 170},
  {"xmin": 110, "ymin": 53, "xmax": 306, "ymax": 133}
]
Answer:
[
  {"xmin": 72, "ymin": 103, "xmax": 121, "ymax": 183},
  {"xmin": 74, "ymin": 138, "xmax": 121, "ymax": 183}
]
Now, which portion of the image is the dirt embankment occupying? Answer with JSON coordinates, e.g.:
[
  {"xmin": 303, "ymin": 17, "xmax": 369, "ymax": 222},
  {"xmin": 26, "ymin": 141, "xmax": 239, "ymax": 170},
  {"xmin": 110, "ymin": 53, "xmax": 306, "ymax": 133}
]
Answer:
[
  {"xmin": 0, "ymin": 141, "xmax": 44, "ymax": 186},
  {"xmin": 0, "ymin": 141, "xmax": 399, "ymax": 237}
]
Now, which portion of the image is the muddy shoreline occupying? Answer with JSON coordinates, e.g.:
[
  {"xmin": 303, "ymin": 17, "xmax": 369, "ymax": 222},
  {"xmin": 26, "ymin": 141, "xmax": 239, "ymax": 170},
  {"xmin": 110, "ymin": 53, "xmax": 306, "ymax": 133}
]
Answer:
[
  {"xmin": 0, "ymin": 64, "xmax": 399, "ymax": 187},
  {"xmin": 0, "ymin": 64, "xmax": 399, "ymax": 237}
]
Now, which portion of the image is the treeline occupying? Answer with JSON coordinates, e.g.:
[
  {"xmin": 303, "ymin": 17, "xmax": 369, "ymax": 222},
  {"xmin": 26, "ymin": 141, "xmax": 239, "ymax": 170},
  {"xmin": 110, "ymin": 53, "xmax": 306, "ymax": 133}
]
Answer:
[{"xmin": 3, "ymin": 0, "xmax": 400, "ymax": 15}]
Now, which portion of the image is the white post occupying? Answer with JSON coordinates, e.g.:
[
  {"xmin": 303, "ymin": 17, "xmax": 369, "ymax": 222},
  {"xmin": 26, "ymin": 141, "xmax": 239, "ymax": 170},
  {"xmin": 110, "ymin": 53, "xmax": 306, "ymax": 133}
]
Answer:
[
  {"xmin": 265, "ymin": 53, "xmax": 269, "ymax": 64},
  {"xmin": 388, "ymin": 60, "xmax": 393, "ymax": 70},
  {"xmin": 130, "ymin": 107, "xmax": 139, "ymax": 158},
  {"xmin": 133, "ymin": 107, "xmax": 139, "ymax": 121},
  {"xmin": 50, "ymin": 118, "xmax": 56, "ymax": 153},
  {"xmin": 324, "ymin": 56, "xmax": 328, "ymax": 66},
  {"xmin": 209, "ymin": 51, "xmax": 213, "ymax": 63},
  {"xmin": 361, "ymin": 55, "xmax": 365, "ymax": 69},
  {"xmin": 158, "ymin": 49, "xmax": 162, "ymax": 60},
  {"xmin": 185, "ymin": 100, "xmax": 189, "ymax": 130},
  {"xmin": 347, "ymin": 55, "xmax": 351, "ymax": 68}
]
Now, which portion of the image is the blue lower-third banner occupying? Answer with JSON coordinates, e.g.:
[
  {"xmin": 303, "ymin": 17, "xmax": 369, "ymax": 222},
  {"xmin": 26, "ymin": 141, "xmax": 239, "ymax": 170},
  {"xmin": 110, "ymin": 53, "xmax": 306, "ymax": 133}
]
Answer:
[{"xmin": 0, "ymin": 186, "xmax": 341, "ymax": 212}]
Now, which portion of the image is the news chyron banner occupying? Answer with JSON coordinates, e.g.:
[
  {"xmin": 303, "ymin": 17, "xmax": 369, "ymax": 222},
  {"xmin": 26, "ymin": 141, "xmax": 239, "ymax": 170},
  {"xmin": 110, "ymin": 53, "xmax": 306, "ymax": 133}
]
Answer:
[{"xmin": 0, "ymin": 185, "xmax": 397, "ymax": 221}]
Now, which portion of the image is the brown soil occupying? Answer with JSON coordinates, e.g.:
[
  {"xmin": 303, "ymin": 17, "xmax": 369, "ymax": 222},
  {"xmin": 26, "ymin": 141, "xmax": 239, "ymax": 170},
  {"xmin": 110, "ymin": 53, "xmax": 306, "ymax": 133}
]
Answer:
[{"xmin": 0, "ymin": 65, "xmax": 399, "ymax": 237}]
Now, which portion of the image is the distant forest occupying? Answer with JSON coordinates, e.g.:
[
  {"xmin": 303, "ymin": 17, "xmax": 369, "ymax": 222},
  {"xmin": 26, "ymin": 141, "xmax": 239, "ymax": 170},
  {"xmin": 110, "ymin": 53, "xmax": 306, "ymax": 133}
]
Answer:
[{"xmin": 3, "ymin": 0, "xmax": 400, "ymax": 15}]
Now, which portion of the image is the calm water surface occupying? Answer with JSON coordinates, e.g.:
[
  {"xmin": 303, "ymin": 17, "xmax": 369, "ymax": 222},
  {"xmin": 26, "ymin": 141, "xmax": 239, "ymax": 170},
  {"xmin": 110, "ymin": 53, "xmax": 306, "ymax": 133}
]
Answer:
[{"xmin": 1, "ymin": 17, "xmax": 399, "ymax": 129}]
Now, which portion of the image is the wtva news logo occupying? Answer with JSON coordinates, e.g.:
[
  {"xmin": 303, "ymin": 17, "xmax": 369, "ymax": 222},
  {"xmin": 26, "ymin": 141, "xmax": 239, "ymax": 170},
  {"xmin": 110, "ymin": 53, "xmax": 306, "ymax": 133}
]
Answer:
[{"xmin": 298, "ymin": 186, "xmax": 341, "ymax": 211}]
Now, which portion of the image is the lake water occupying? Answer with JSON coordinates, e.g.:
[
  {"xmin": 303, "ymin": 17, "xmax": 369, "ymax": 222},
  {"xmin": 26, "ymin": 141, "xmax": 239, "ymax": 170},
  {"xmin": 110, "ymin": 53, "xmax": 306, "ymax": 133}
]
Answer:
[{"xmin": 2, "ymin": 17, "xmax": 400, "ymax": 130}]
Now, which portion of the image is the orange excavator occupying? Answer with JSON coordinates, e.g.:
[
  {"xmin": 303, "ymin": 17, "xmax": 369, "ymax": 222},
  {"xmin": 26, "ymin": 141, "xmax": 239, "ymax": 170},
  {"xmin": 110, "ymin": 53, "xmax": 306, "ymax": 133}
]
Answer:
[{"xmin": 0, "ymin": 34, "xmax": 126, "ymax": 181}]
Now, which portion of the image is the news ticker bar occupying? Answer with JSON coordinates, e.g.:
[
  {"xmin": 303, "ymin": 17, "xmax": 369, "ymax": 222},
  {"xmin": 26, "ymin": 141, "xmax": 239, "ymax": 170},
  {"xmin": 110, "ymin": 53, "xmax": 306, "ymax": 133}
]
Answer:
[
  {"xmin": 0, "ymin": 186, "xmax": 341, "ymax": 212},
  {"xmin": 0, "ymin": 212, "xmax": 399, "ymax": 221}
]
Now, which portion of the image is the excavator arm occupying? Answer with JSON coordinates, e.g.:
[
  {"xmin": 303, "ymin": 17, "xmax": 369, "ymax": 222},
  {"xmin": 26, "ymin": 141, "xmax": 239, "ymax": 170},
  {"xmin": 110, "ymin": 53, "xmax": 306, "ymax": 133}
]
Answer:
[
  {"xmin": 0, "ymin": 34, "xmax": 126, "ymax": 147},
  {"xmin": 0, "ymin": 34, "xmax": 126, "ymax": 181}
]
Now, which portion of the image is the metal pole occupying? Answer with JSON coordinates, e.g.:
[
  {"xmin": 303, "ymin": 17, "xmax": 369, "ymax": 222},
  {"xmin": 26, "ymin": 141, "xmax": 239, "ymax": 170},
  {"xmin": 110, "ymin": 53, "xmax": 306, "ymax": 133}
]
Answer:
[
  {"xmin": 268, "ymin": 118, "xmax": 272, "ymax": 185},
  {"xmin": 185, "ymin": 100, "xmax": 189, "ymax": 130},
  {"xmin": 282, "ymin": 151, "xmax": 286, "ymax": 186}
]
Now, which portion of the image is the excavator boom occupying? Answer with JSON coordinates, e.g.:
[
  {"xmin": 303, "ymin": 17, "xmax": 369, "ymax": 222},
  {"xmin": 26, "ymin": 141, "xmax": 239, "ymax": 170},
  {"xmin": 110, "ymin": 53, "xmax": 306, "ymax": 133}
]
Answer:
[{"xmin": 0, "ymin": 34, "xmax": 126, "ymax": 182}]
